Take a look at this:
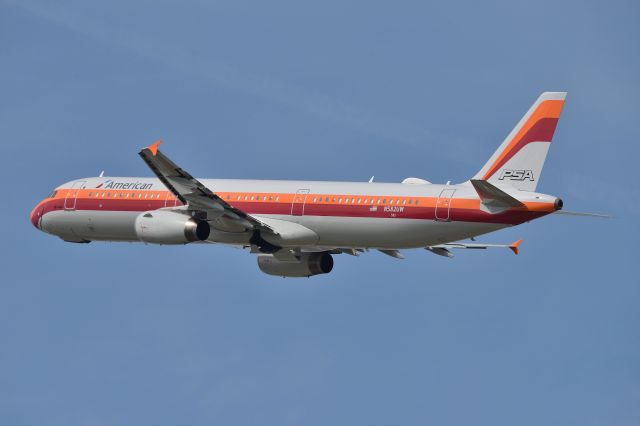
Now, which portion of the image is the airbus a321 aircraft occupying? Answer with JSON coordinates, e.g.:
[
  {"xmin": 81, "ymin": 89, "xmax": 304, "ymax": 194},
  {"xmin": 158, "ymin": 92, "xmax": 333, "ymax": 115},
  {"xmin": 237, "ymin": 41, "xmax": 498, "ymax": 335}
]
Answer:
[{"xmin": 31, "ymin": 92, "xmax": 598, "ymax": 277}]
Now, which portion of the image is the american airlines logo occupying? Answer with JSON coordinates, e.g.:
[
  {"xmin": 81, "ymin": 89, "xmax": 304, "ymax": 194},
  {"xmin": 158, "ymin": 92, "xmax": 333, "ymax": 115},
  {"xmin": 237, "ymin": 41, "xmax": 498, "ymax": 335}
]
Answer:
[
  {"xmin": 96, "ymin": 180, "xmax": 153, "ymax": 190},
  {"xmin": 498, "ymin": 169, "xmax": 535, "ymax": 181}
]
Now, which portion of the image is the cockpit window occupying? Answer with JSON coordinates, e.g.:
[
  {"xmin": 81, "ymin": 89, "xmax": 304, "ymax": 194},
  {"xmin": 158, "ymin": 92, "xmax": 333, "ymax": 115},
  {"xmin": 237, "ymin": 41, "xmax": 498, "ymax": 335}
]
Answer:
[{"xmin": 48, "ymin": 190, "xmax": 58, "ymax": 198}]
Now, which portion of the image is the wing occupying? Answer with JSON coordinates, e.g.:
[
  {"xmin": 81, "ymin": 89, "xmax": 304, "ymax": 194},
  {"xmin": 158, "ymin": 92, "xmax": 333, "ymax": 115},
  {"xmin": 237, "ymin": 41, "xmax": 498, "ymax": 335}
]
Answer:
[
  {"xmin": 138, "ymin": 140, "xmax": 273, "ymax": 233},
  {"xmin": 426, "ymin": 239, "xmax": 522, "ymax": 258}
]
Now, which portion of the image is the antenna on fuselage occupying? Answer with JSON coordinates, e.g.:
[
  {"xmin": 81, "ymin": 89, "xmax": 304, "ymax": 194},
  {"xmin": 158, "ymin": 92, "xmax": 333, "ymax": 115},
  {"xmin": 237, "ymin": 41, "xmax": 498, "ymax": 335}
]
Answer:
[
  {"xmin": 368, "ymin": 176, "xmax": 375, "ymax": 183},
  {"xmin": 99, "ymin": 171, "xmax": 105, "ymax": 177}
]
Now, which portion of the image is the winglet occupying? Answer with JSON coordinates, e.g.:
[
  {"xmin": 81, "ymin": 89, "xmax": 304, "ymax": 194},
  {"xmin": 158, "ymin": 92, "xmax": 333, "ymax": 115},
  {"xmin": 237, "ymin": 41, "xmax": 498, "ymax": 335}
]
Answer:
[
  {"xmin": 147, "ymin": 140, "xmax": 162, "ymax": 156},
  {"xmin": 509, "ymin": 239, "xmax": 523, "ymax": 255}
]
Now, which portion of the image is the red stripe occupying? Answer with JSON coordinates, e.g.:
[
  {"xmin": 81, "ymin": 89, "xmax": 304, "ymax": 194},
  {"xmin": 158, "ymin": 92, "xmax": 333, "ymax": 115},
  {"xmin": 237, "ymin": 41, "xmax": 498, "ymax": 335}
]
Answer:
[{"xmin": 484, "ymin": 117, "xmax": 559, "ymax": 179}]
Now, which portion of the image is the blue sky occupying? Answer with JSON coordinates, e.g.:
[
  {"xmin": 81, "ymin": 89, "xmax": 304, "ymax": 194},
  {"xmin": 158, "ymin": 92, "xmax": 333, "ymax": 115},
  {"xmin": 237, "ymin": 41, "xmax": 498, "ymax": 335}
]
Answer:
[{"xmin": 1, "ymin": 1, "xmax": 639, "ymax": 425}]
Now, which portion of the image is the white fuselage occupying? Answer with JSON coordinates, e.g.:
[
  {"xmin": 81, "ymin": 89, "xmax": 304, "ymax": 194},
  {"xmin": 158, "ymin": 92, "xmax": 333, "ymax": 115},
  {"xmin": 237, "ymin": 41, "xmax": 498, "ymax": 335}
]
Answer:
[{"xmin": 31, "ymin": 177, "xmax": 557, "ymax": 250}]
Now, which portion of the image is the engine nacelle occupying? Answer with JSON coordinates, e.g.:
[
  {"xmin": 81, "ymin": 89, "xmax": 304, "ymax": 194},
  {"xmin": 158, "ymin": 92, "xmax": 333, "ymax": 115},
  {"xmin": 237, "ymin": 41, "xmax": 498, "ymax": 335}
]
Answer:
[
  {"xmin": 257, "ymin": 253, "xmax": 334, "ymax": 277},
  {"xmin": 135, "ymin": 210, "xmax": 210, "ymax": 244}
]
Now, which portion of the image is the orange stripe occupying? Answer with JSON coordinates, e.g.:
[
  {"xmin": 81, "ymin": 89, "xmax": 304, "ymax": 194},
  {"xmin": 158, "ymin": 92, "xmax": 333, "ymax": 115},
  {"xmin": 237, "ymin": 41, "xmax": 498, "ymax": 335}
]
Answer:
[{"xmin": 53, "ymin": 188, "xmax": 556, "ymax": 213}]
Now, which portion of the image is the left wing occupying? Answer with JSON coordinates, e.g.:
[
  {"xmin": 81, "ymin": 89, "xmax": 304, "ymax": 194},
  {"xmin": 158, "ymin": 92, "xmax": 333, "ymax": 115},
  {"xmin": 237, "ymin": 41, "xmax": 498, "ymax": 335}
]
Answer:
[
  {"xmin": 426, "ymin": 239, "xmax": 522, "ymax": 258},
  {"xmin": 139, "ymin": 140, "xmax": 273, "ymax": 233}
]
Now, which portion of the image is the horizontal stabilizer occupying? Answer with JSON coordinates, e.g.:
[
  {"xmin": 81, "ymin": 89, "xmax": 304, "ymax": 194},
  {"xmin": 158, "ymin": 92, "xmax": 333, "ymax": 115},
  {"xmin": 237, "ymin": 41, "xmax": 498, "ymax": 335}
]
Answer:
[{"xmin": 470, "ymin": 179, "xmax": 524, "ymax": 214}]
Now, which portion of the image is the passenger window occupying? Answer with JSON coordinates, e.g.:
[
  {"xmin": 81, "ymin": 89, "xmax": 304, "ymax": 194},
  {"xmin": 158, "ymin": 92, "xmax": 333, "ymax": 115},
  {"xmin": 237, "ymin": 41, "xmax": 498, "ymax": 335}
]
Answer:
[
  {"xmin": 88, "ymin": 192, "xmax": 93, "ymax": 197},
  {"xmin": 415, "ymin": 200, "xmax": 419, "ymax": 205},
  {"xmin": 338, "ymin": 198, "xmax": 342, "ymax": 203},
  {"xmin": 325, "ymin": 197, "xmax": 329, "ymax": 202},
  {"xmin": 358, "ymin": 199, "xmax": 362, "ymax": 203},
  {"xmin": 402, "ymin": 199, "xmax": 406, "ymax": 205}
]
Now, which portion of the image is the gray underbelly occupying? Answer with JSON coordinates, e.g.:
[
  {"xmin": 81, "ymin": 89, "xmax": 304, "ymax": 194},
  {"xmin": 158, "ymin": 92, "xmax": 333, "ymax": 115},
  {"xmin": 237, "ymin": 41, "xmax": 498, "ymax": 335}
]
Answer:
[
  {"xmin": 41, "ymin": 210, "xmax": 139, "ymax": 242},
  {"xmin": 259, "ymin": 215, "xmax": 508, "ymax": 249},
  {"xmin": 41, "ymin": 211, "xmax": 508, "ymax": 249}
]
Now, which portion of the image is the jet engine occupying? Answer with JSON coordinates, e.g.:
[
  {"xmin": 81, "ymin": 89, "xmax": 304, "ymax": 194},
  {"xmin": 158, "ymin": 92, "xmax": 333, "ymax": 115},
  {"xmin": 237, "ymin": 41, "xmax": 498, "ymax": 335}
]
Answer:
[
  {"xmin": 257, "ymin": 253, "xmax": 334, "ymax": 277},
  {"xmin": 135, "ymin": 210, "xmax": 210, "ymax": 244}
]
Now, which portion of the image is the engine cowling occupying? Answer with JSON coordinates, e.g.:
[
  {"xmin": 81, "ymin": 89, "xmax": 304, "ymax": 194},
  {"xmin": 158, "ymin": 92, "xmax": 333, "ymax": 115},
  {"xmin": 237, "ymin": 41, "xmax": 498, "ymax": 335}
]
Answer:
[
  {"xmin": 257, "ymin": 253, "xmax": 334, "ymax": 277},
  {"xmin": 135, "ymin": 210, "xmax": 210, "ymax": 244}
]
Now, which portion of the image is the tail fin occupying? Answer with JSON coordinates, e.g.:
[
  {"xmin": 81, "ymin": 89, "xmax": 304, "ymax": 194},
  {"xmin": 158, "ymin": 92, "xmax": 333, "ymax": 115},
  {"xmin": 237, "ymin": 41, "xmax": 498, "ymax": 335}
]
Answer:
[{"xmin": 472, "ymin": 92, "xmax": 566, "ymax": 191}]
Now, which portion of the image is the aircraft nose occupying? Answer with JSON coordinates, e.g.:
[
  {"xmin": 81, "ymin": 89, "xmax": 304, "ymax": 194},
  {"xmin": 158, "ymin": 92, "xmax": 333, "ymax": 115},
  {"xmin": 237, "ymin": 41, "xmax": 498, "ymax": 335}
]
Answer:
[{"xmin": 30, "ymin": 202, "xmax": 43, "ymax": 229}]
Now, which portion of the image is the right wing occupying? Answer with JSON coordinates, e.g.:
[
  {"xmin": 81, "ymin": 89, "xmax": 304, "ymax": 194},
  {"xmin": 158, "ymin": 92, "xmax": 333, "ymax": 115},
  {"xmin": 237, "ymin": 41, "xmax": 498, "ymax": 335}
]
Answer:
[{"xmin": 139, "ymin": 140, "xmax": 273, "ymax": 233}]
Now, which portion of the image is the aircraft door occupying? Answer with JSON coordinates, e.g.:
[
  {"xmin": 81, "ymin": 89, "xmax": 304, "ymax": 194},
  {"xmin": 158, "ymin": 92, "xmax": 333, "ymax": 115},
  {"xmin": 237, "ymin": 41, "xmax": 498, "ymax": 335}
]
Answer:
[
  {"xmin": 435, "ymin": 188, "xmax": 456, "ymax": 221},
  {"xmin": 64, "ymin": 181, "xmax": 86, "ymax": 210},
  {"xmin": 291, "ymin": 189, "xmax": 310, "ymax": 216},
  {"xmin": 164, "ymin": 191, "xmax": 177, "ymax": 208}
]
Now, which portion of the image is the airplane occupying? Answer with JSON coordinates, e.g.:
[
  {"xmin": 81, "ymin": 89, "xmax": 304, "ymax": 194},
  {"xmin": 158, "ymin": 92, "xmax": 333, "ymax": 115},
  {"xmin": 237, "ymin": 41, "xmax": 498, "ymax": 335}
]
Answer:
[{"xmin": 30, "ymin": 92, "xmax": 604, "ymax": 277}]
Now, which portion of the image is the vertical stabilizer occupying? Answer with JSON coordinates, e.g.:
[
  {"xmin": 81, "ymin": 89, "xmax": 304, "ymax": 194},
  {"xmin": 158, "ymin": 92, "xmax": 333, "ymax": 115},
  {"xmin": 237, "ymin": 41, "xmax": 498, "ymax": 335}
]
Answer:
[{"xmin": 472, "ymin": 92, "xmax": 566, "ymax": 191}]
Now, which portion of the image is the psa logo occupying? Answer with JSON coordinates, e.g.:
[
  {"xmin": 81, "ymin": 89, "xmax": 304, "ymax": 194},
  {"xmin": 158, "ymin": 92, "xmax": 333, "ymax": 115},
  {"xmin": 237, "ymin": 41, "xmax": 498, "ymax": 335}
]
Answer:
[{"xmin": 498, "ymin": 169, "xmax": 535, "ymax": 181}]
